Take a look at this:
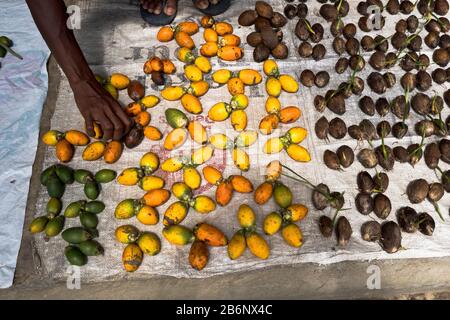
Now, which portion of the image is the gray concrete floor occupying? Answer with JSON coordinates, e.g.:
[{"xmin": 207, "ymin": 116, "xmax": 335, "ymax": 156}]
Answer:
[{"xmin": 1, "ymin": 57, "xmax": 450, "ymax": 300}]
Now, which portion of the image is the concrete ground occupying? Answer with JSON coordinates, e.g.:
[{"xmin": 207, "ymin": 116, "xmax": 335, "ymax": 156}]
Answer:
[{"xmin": 1, "ymin": 57, "xmax": 450, "ymax": 300}]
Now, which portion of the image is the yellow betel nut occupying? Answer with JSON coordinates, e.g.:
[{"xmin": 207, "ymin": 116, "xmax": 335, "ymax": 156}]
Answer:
[
  {"xmin": 191, "ymin": 145, "xmax": 213, "ymax": 165},
  {"xmin": 192, "ymin": 195, "xmax": 216, "ymax": 214},
  {"xmin": 264, "ymin": 137, "xmax": 284, "ymax": 154},
  {"xmin": 163, "ymin": 201, "xmax": 189, "ymax": 226},
  {"xmin": 263, "ymin": 212, "xmax": 282, "ymax": 235},
  {"xmin": 65, "ymin": 130, "xmax": 89, "ymax": 146},
  {"xmin": 114, "ymin": 199, "xmax": 137, "ymax": 219},
  {"xmin": 238, "ymin": 69, "xmax": 262, "ymax": 85},
  {"xmin": 184, "ymin": 64, "xmax": 203, "ymax": 82},
  {"xmin": 286, "ymin": 144, "xmax": 311, "ymax": 162},
  {"xmin": 208, "ymin": 102, "xmax": 230, "ymax": 121},
  {"xmin": 183, "ymin": 167, "xmax": 202, "ymax": 190},
  {"xmin": 194, "ymin": 56, "xmax": 212, "ymax": 73},
  {"xmin": 265, "ymin": 77, "xmax": 282, "ymax": 97},
  {"xmin": 139, "ymin": 175, "xmax": 165, "ymax": 191},
  {"xmin": 42, "ymin": 130, "xmax": 62, "ymax": 146},
  {"xmin": 187, "ymin": 121, "xmax": 207, "ymax": 144},
  {"xmin": 161, "ymin": 157, "xmax": 184, "ymax": 172},
  {"xmin": 287, "ymin": 204, "xmax": 308, "ymax": 222},
  {"xmin": 230, "ymin": 110, "xmax": 247, "ymax": 132},
  {"xmin": 164, "ymin": 128, "xmax": 187, "ymax": 150},
  {"xmin": 137, "ymin": 232, "xmax": 161, "ymax": 256},
  {"xmin": 281, "ymin": 223, "xmax": 303, "ymax": 247},
  {"xmin": 117, "ymin": 167, "xmax": 141, "ymax": 186},
  {"xmin": 237, "ymin": 204, "xmax": 255, "ymax": 229},
  {"xmin": 110, "ymin": 73, "xmax": 130, "ymax": 90},
  {"xmin": 263, "ymin": 59, "xmax": 279, "ymax": 77},
  {"xmin": 82, "ymin": 141, "xmax": 106, "ymax": 161},
  {"xmin": 246, "ymin": 232, "xmax": 270, "ymax": 260},
  {"xmin": 227, "ymin": 232, "xmax": 246, "ymax": 260},
  {"xmin": 209, "ymin": 133, "xmax": 229, "ymax": 149},
  {"xmin": 140, "ymin": 95, "xmax": 160, "ymax": 108},
  {"xmin": 202, "ymin": 166, "xmax": 223, "ymax": 185},
  {"xmin": 115, "ymin": 224, "xmax": 140, "ymax": 244},
  {"xmin": 212, "ymin": 69, "xmax": 232, "ymax": 84},
  {"xmin": 122, "ymin": 243, "xmax": 143, "ymax": 272},
  {"xmin": 162, "ymin": 225, "xmax": 194, "ymax": 246},
  {"xmin": 139, "ymin": 152, "xmax": 159, "ymax": 174},
  {"xmin": 232, "ymin": 148, "xmax": 250, "ymax": 171},
  {"xmin": 279, "ymin": 74, "xmax": 299, "ymax": 93},
  {"xmin": 161, "ymin": 86, "xmax": 185, "ymax": 101},
  {"xmin": 287, "ymin": 127, "xmax": 307, "ymax": 144},
  {"xmin": 265, "ymin": 96, "xmax": 281, "ymax": 114},
  {"xmin": 171, "ymin": 182, "xmax": 193, "ymax": 200},
  {"xmin": 181, "ymin": 93, "xmax": 202, "ymax": 114},
  {"xmin": 136, "ymin": 205, "xmax": 159, "ymax": 225}
]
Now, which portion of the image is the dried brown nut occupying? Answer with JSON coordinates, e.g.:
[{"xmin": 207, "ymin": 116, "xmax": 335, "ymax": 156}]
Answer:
[
  {"xmin": 284, "ymin": 4, "xmax": 297, "ymax": 20},
  {"xmin": 315, "ymin": 71, "xmax": 330, "ymax": 88},
  {"xmin": 247, "ymin": 32, "xmax": 263, "ymax": 47},
  {"xmin": 124, "ymin": 125, "xmax": 144, "ymax": 149},
  {"xmin": 395, "ymin": 118, "xmax": 411, "ymax": 139},
  {"xmin": 326, "ymin": 93, "xmax": 346, "ymax": 115},
  {"xmin": 271, "ymin": 42, "xmax": 289, "ymax": 59},
  {"xmin": 345, "ymin": 38, "xmax": 360, "ymax": 56},
  {"xmin": 333, "ymin": 37, "xmax": 346, "ymax": 55},
  {"xmin": 418, "ymin": 212, "xmax": 435, "ymax": 236},
  {"xmin": 312, "ymin": 183, "xmax": 330, "ymax": 210},
  {"xmin": 434, "ymin": 0, "xmax": 449, "ymax": 15},
  {"xmin": 330, "ymin": 192, "xmax": 345, "ymax": 211},
  {"xmin": 439, "ymin": 139, "xmax": 450, "ymax": 163},
  {"xmin": 335, "ymin": 216, "xmax": 352, "ymax": 247},
  {"xmin": 383, "ymin": 72, "xmax": 396, "ymax": 88},
  {"xmin": 349, "ymin": 55, "xmax": 366, "ymax": 72},
  {"xmin": 361, "ymin": 221, "xmax": 382, "ymax": 242},
  {"xmin": 336, "ymin": 0, "xmax": 350, "ymax": 16},
  {"xmin": 386, "ymin": 0, "xmax": 400, "ymax": 14},
  {"xmin": 348, "ymin": 125, "xmax": 364, "ymax": 141},
  {"xmin": 407, "ymin": 15, "xmax": 419, "ymax": 33},
  {"xmin": 400, "ymin": 0, "xmax": 415, "ymax": 14},
  {"xmin": 357, "ymin": 171, "xmax": 375, "ymax": 194},
  {"xmin": 416, "ymin": 71, "xmax": 432, "ymax": 91},
  {"xmin": 373, "ymin": 172, "xmax": 389, "ymax": 192},
  {"xmin": 396, "ymin": 19, "xmax": 407, "ymax": 33},
  {"xmin": 335, "ymin": 57, "xmax": 349, "ymax": 74},
  {"xmin": 270, "ymin": 12, "xmax": 287, "ymax": 28},
  {"xmin": 375, "ymin": 35, "xmax": 389, "ymax": 52},
  {"xmin": 253, "ymin": 44, "xmax": 270, "ymax": 62},
  {"xmin": 407, "ymin": 143, "xmax": 423, "ymax": 167},
  {"xmin": 442, "ymin": 170, "xmax": 450, "ymax": 192},
  {"xmin": 440, "ymin": 34, "xmax": 450, "ymax": 49},
  {"xmin": 369, "ymin": 51, "xmax": 386, "ymax": 71},
  {"xmin": 330, "ymin": 19, "xmax": 344, "ymax": 37},
  {"xmin": 408, "ymin": 35, "xmax": 422, "ymax": 52},
  {"xmin": 297, "ymin": 3, "xmax": 308, "ymax": 18},
  {"xmin": 127, "ymin": 80, "xmax": 145, "ymax": 101},
  {"xmin": 411, "ymin": 93, "xmax": 431, "ymax": 116},
  {"xmin": 360, "ymin": 119, "xmax": 378, "ymax": 141},
  {"xmin": 300, "ymin": 70, "xmax": 315, "ymax": 87},
  {"xmin": 358, "ymin": 148, "xmax": 378, "ymax": 168},
  {"xmin": 319, "ymin": 216, "xmax": 333, "ymax": 238},
  {"xmin": 385, "ymin": 52, "xmax": 397, "ymax": 69},
  {"xmin": 312, "ymin": 44, "xmax": 326, "ymax": 61},
  {"xmin": 367, "ymin": 72, "xmax": 387, "ymax": 94},
  {"xmin": 424, "ymin": 142, "xmax": 441, "ymax": 169},
  {"xmin": 406, "ymin": 179, "xmax": 429, "ymax": 204},
  {"xmin": 425, "ymin": 31, "xmax": 440, "ymax": 49},
  {"xmin": 238, "ymin": 10, "xmax": 258, "ymax": 26},
  {"xmin": 295, "ymin": 19, "xmax": 309, "ymax": 41},
  {"xmin": 328, "ymin": 117, "xmax": 347, "ymax": 139},
  {"xmin": 377, "ymin": 121, "xmax": 391, "ymax": 138},
  {"xmin": 400, "ymin": 72, "xmax": 416, "ymax": 91},
  {"xmin": 323, "ymin": 150, "xmax": 341, "ymax": 171},
  {"xmin": 432, "ymin": 68, "xmax": 448, "ymax": 84},
  {"xmin": 357, "ymin": 2, "xmax": 369, "ymax": 15},
  {"xmin": 361, "ymin": 35, "xmax": 375, "ymax": 51},
  {"xmin": 375, "ymin": 145, "xmax": 395, "ymax": 171},
  {"xmin": 319, "ymin": 3, "xmax": 338, "ymax": 21},
  {"xmin": 380, "ymin": 221, "xmax": 402, "ymax": 253},
  {"xmin": 373, "ymin": 193, "xmax": 392, "ymax": 219},
  {"xmin": 343, "ymin": 23, "xmax": 356, "ymax": 40},
  {"xmin": 417, "ymin": 0, "xmax": 434, "ymax": 15},
  {"xmin": 255, "ymin": 1, "xmax": 273, "ymax": 19},
  {"xmin": 393, "ymin": 146, "xmax": 409, "ymax": 163},
  {"xmin": 397, "ymin": 206, "xmax": 419, "ymax": 233},
  {"xmin": 260, "ymin": 26, "xmax": 279, "ymax": 50},
  {"xmin": 298, "ymin": 41, "xmax": 313, "ymax": 58},
  {"xmin": 391, "ymin": 32, "xmax": 407, "ymax": 50},
  {"xmin": 315, "ymin": 116, "xmax": 329, "ymax": 140},
  {"xmin": 428, "ymin": 182, "xmax": 445, "ymax": 203},
  {"xmin": 391, "ymin": 95, "xmax": 409, "ymax": 120},
  {"xmin": 310, "ymin": 24, "xmax": 324, "ymax": 43},
  {"xmin": 359, "ymin": 96, "xmax": 375, "ymax": 116},
  {"xmin": 433, "ymin": 48, "xmax": 450, "ymax": 67},
  {"xmin": 151, "ymin": 71, "xmax": 165, "ymax": 86},
  {"xmin": 254, "ymin": 16, "xmax": 271, "ymax": 32},
  {"xmin": 415, "ymin": 120, "xmax": 435, "ymax": 137},
  {"xmin": 355, "ymin": 193, "xmax": 374, "ymax": 215},
  {"xmin": 314, "ymin": 95, "xmax": 326, "ymax": 113},
  {"xmin": 336, "ymin": 145, "xmax": 354, "ymax": 168},
  {"xmin": 375, "ymin": 98, "xmax": 390, "ymax": 116}
]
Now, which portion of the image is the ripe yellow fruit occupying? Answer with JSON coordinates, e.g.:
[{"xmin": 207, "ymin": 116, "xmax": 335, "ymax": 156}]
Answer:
[
  {"xmin": 117, "ymin": 167, "xmax": 141, "ymax": 186},
  {"xmin": 212, "ymin": 69, "xmax": 232, "ymax": 84},
  {"xmin": 161, "ymin": 157, "xmax": 185, "ymax": 172},
  {"xmin": 194, "ymin": 56, "xmax": 212, "ymax": 73},
  {"xmin": 64, "ymin": 130, "xmax": 89, "ymax": 146},
  {"xmin": 171, "ymin": 182, "xmax": 193, "ymax": 201},
  {"xmin": 139, "ymin": 152, "xmax": 159, "ymax": 174},
  {"xmin": 137, "ymin": 232, "xmax": 161, "ymax": 256},
  {"xmin": 279, "ymin": 74, "xmax": 299, "ymax": 93},
  {"xmin": 162, "ymin": 225, "xmax": 194, "ymax": 246},
  {"xmin": 232, "ymin": 148, "xmax": 250, "ymax": 171},
  {"xmin": 281, "ymin": 223, "xmax": 303, "ymax": 247},
  {"xmin": 227, "ymin": 77, "xmax": 245, "ymax": 96},
  {"xmin": 42, "ymin": 130, "xmax": 62, "ymax": 146},
  {"xmin": 228, "ymin": 232, "xmax": 246, "ymax": 260},
  {"xmin": 264, "ymin": 138, "xmax": 284, "ymax": 154},
  {"xmin": 163, "ymin": 201, "xmax": 189, "ymax": 226},
  {"xmin": 115, "ymin": 224, "xmax": 140, "ymax": 244},
  {"xmin": 238, "ymin": 69, "xmax": 262, "ymax": 85},
  {"xmin": 189, "ymin": 81, "xmax": 209, "ymax": 97},
  {"xmin": 286, "ymin": 144, "xmax": 311, "ymax": 162},
  {"xmin": 184, "ymin": 64, "xmax": 203, "ymax": 82},
  {"xmin": 161, "ymin": 86, "xmax": 185, "ymax": 101},
  {"xmin": 235, "ymin": 130, "xmax": 258, "ymax": 148},
  {"xmin": 246, "ymin": 232, "xmax": 270, "ymax": 260},
  {"xmin": 139, "ymin": 175, "xmax": 165, "ymax": 191},
  {"xmin": 237, "ymin": 204, "xmax": 256, "ymax": 229},
  {"xmin": 183, "ymin": 167, "xmax": 202, "ymax": 190},
  {"xmin": 192, "ymin": 195, "xmax": 216, "ymax": 214},
  {"xmin": 188, "ymin": 121, "xmax": 208, "ymax": 144},
  {"xmin": 82, "ymin": 141, "xmax": 106, "ymax": 161},
  {"xmin": 265, "ymin": 96, "xmax": 281, "ymax": 114},
  {"xmin": 136, "ymin": 205, "xmax": 159, "ymax": 225},
  {"xmin": 191, "ymin": 145, "xmax": 214, "ymax": 165},
  {"xmin": 164, "ymin": 128, "xmax": 188, "ymax": 150},
  {"xmin": 208, "ymin": 102, "xmax": 230, "ymax": 121},
  {"xmin": 263, "ymin": 59, "xmax": 279, "ymax": 77},
  {"xmin": 202, "ymin": 166, "xmax": 223, "ymax": 185},
  {"xmin": 209, "ymin": 133, "xmax": 230, "ymax": 149},
  {"xmin": 230, "ymin": 110, "xmax": 247, "ymax": 132},
  {"xmin": 263, "ymin": 212, "xmax": 283, "ymax": 235},
  {"xmin": 140, "ymin": 95, "xmax": 160, "ymax": 108},
  {"xmin": 122, "ymin": 244, "xmax": 143, "ymax": 272},
  {"xmin": 287, "ymin": 127, "xmax": 307, "ymax": 144},
  {"xmin": 266, "ymin": 77, "xmax": 282, "ymax": 97},
  {"xmin": 110, "ymin": 73, "xmax": 130, "ymax": 90},
  {"xmin": 181, "ymin": 93, "xmax": 203, "ymax": 114},
  {"xmin": 287, "ymin": 204, "xmax": 309, "ymax": 222}
]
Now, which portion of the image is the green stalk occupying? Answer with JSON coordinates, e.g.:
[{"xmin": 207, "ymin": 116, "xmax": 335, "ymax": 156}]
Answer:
[{"xmin": 0, "ymin": 43, "xmax": 23, "ymax": 60}]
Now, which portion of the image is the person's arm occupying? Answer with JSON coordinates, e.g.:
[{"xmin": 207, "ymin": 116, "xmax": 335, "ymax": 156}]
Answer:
[{"xmin": 26, "ymin": 0, "xmax": 131, "ymax": 140}]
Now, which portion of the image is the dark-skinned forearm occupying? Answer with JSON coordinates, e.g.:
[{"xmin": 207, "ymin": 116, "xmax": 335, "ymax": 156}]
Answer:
[{"xmin": 26, "ymin": 0, "xmax": 94, "ymax": 84}]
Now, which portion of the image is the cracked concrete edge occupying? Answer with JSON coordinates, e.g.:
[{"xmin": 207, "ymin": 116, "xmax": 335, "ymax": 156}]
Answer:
[{"xmin": 2, "ymin": 57, "xmax": 450, "ymax": 300}]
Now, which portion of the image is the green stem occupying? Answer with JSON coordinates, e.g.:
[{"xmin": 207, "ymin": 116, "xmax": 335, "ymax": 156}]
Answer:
[{"xmin": 0, "ymin": 43, "xmax": 23, "ymax": 60}]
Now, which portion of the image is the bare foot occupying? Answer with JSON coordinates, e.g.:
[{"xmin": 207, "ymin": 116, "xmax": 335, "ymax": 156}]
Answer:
[
  {"xmin": 193, "ymin": 0, "xmax": 222, "ymax": 10},
  {"xmin": 140, "ymin": 0, "xmax": 178, "ymax": 15}
]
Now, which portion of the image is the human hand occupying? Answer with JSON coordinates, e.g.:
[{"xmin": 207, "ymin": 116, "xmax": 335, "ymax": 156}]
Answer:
[{"xmin": 71, "ymin": 78, "xmax": 132, "ymax": 140}]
